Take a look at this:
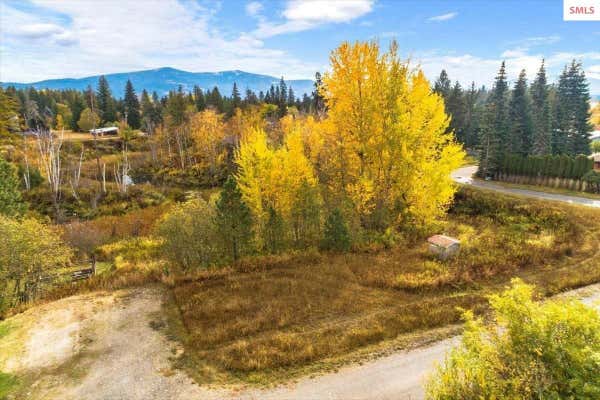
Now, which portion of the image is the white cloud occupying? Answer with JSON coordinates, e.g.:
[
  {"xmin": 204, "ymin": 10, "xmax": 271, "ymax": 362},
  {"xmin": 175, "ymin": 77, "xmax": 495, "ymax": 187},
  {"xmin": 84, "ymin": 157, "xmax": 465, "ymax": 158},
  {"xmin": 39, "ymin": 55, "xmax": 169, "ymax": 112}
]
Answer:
[
  {"xmin": 253, "ymin": 0, "xmax": 374, "ymax": 38},
  {"xmin": 586, "ymin": 65, "xmax": 600, "ymax": 80},
  {"xmin": 14, "ymin": 23, "xmax": 64, "ymax": 38},
  {"xmin": 501, "ymin": 49, "xmax": 528, "ymax": 58},
  {"xmin": 514, "ymin": 35, "xmax": 561, "ymax": 47},
  {"xmin": 0, "ymin": 0, "xmax": 320, "ymax": 82},
  {"xmin": 415, "ymin": 49, "xmax": 600, "ymax": 94},
  {"xmin": 246, "ymin": 1, "xmax": 263, "ymax": 17},
  {"xmin": 283, "ymin": 0, "xmax": 373, "ymax": 23},
  {"xmin": 427, "ymin": 12, "xmax": 457, "ymax": 22}
]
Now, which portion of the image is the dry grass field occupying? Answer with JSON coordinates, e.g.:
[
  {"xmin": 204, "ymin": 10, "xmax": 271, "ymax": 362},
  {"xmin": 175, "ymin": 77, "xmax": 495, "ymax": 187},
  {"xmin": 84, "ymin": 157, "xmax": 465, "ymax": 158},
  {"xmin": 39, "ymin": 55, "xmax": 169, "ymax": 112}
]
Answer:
[{"xmin": 166, "ymin": 187, "xmax": 600, "ymax": 384}]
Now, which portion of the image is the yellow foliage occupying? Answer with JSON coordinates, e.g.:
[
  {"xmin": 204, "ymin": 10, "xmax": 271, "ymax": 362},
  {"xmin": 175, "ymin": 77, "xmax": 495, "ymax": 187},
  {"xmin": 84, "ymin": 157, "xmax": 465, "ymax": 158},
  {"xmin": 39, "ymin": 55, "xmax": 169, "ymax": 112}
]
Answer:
[
  {"xmin": 190, "ymin": 109, "xmax": 227, "ymax": 172},
  {"xmin": 591, "ymin": 102, "xmax": 600, "ymax": 129},
  {"xmin": 235, "ymin": 127, "xmax": 319, "ymax": 246},
  {"xmin": 319, "ymin": 40, "xmax": 465, "ymax": 227}
]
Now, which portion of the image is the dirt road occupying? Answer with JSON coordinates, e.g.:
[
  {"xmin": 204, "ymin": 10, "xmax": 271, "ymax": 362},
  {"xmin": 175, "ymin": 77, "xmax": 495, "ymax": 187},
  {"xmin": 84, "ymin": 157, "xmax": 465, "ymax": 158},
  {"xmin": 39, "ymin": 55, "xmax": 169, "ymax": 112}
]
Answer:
[
  {"xmin": 1, "ymin": 288, "xmax": 213, "ymax": 400},
  {"xmin": 2, "ymin": 284, "xmax": 599, "ymax": 400},
  {"xmin": 452, "ymin": 166, "xmax": 600, "ymax": 208}
]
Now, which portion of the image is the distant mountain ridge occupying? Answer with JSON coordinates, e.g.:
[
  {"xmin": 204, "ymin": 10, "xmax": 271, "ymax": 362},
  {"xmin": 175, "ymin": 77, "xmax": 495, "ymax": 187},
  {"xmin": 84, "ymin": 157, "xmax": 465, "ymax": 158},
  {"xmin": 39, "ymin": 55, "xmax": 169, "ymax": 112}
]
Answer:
[{"xmin": 0, "ymin": 67, "xmax": 315, "ymax": 98}]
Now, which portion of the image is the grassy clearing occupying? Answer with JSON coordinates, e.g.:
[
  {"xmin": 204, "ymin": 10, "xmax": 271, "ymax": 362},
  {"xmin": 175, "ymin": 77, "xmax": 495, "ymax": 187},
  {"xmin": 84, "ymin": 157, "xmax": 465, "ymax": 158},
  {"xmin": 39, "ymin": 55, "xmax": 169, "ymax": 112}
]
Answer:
[{"xmin": 167, "ymin": 187, "xmax": 600, "ymax": 385}]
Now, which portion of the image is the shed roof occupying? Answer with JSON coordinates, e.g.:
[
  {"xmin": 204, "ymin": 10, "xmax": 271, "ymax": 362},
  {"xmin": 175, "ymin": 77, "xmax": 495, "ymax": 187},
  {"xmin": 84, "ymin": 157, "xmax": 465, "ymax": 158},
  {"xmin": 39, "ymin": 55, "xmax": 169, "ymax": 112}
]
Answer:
[{"xmin": 427, "ymin": 234, "xmax": 460, "ymax": 248}]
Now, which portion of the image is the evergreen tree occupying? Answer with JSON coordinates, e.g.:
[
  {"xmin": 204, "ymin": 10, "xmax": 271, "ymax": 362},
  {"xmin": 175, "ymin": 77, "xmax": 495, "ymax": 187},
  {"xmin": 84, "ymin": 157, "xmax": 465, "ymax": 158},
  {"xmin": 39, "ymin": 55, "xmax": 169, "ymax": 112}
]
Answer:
[
  {"xmin": 463, "ymin": 82, "xmax": 482, "ymax": 148},
  {"xmin": 231, "ymin": 82, "xmax": 241, "ymax": 110},
  {"xmin": 478, "ymin": 62, "xmax": 510, "ymax": 176},
  {"xmin": 433, "ymin": 69, "xmax": 452, "ymax": 98},
  {"xmin": 215, "ymin": 177, "xmax": 253, "ymax": 261},
  {"xmin": 96, "ymin": 75, "xmax": 116, "ymax": 123},
  {"xmin": 321, "ymin": 208, "xmax": 350, "ymax": 252},
  {"xmin": 193, "ymin": 85, "xmax": 206, "ymax": 111},
  {"xmin": 313, "ymin": 72, "xmax": 325, "ymax": 114},
  {"xmin": 244, "ymin": 89, "xmax": 258, "ymax": 105},
  {"xmin": 207, "ymin": 87, "xmax": 224, "ymax": 112},
  {"xmin": 264, "ymin": 206, "xmax": 286, "ymax": 254},
  {"xmin": 0, "ymin": 156, "xmax": 25, "ymax": 217},
  {"xmin": 570, "ymin": 61, "xmax": 593, "ymax": 155},
  {"xmin": 123, "ymin": 80, "xmax": 141, "ymax": 129},
  {"xmin": 508, "ymin": 69, "xmax": 533, "ymax": 155},
  {"xmin": 140, "ymin": 89, "xmax": 161, "ymax": 134},
  {"xmin": 446, "ymin": 81, "xmax": 466, "ymax": 143},
  {"xmin": 553, "ymin": 61, "xmax": 592, "ymax": 155},
  {"xmin": 68, "ymin": 93, "xmax": 86, "ymax": 131},
  {"xmin": 287, "ymin": 87, "xmax": 295, "ymax": 107},
  {"xmin": 530, "ymin": 61, "xmax": 552, "ymax": 155},
  {"xmin": 165, "ymin": 88, "xmax": 187, "ymax": 127}
]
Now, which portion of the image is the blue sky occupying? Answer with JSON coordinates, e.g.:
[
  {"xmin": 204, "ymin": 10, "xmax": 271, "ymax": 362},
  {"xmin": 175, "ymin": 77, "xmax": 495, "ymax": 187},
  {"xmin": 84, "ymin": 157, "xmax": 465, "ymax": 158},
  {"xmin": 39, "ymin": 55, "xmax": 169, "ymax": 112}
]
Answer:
[{"xmin": 1, "ymin": 0, "xmax": 599, "ymax": 93}]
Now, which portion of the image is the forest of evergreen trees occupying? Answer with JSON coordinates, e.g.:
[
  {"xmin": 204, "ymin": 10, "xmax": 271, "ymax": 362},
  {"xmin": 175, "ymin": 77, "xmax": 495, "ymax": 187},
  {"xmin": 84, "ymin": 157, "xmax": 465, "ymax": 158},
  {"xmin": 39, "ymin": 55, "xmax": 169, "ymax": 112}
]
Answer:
[
  {"xmin": 432, "ymin": 60, "xmax": 594, "ymax": 179},
  {"xmin": 0, "ymin": 73, "xmax": 323, "ymax": 136}
]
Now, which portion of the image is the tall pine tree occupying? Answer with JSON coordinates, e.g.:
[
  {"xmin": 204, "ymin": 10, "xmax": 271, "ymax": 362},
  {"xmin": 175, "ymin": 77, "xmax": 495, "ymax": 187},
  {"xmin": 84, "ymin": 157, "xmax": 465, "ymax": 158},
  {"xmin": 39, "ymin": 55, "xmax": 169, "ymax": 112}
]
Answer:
[
  {"xmin": 193, "ymin": 85, "xmax": 206, "ymax": 111},
  {"xmin": 123, "ymin": 80, "xmax": 141, "ymax": 129},
  {"xmin": 433, "ymin": 70, "xmax": 452, "ymax": 99},
  {"xmin": 96, "ymin": 76, "xmax": 116, "ymax": 124},
  {"xmin": 530, "ymin": 61, "xmax": 552, "ymax": 155},
  {"xmin": 446, "ymin": 81, "xmax": 466, "ymax": 144},
  {"xmin": 479, "ymin": 61, "xmax": 509, "ymax": 176},
  {"xmin": 553, "ymin": 61, "xmax": 593, "ymax": 155},
  {"xmin": 215, "ymin": 177, "xmax": 253, "ymax": 261},
  {"xmin": 507, "ymin": 69, "xmax": 533, "ymax": 155},
  {"xmin": 231, "ymin": 82, "xmax": 241, "ymax": 110}
]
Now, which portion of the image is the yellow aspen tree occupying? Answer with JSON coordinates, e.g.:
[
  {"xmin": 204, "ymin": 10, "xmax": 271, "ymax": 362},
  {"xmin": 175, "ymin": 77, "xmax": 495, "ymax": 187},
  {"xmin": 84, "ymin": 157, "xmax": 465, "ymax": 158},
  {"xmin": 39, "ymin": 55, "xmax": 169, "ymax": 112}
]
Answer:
[
  {"xmin": 190, "ymin": 109, "xmax": 226, "ymax": 177},
  {"xmin": 235, "ymin": 128, "xmax": 275, "ymax": 230},
  {"xmin": 321, "ymin": 40, "xmax": 464, "ymax": 228},
  {"xmin": 235, "ymin": 126, "xmax": 319, "ymax": 248}
]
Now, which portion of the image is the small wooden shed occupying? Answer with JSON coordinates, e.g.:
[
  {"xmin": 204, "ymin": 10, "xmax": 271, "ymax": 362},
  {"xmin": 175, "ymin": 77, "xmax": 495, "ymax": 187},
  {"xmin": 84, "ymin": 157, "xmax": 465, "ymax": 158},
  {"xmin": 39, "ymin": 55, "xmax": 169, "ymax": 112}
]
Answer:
[{"xmin": 427, "ymin": 235, "xmax": 460, "ymax": 260}]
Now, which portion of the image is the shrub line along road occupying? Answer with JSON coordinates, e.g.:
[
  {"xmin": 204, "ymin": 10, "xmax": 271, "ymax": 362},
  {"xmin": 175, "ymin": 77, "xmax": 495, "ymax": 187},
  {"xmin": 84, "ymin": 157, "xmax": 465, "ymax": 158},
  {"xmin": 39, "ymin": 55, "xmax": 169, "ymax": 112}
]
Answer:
[{"xmin": 452, "ymin": 165, "xmax": 600, "ymax": 208}]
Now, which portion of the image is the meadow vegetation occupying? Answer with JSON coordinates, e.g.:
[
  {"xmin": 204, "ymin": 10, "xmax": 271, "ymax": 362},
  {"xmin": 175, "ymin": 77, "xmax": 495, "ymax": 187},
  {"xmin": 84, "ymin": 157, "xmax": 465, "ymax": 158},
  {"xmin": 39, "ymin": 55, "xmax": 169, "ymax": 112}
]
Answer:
[{"xmin": 164, "ymin": 187, "xmax": 600, "ymax": 384}]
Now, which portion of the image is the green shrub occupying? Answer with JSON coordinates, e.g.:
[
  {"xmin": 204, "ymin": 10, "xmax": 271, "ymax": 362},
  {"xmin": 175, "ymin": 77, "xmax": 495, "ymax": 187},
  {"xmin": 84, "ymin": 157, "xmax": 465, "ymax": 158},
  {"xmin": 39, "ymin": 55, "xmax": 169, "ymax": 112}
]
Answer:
[
  {"xmin": 321, "ymin": 208, "xmax": 351, "ymax": 251},
  {"xmin": 426, "ymin": 279, "xmax": 600, "ymax": 399},
  {"xmin": 0, "ymin": 216, "xmax": 72, "ymax": 313},
  {"xmin": 155, "ymin": 198, "xmax": 219, "ymax": 270},
  {"xmin": 583, "ymin": 170, "xmax": 600, "ymax": 193}
]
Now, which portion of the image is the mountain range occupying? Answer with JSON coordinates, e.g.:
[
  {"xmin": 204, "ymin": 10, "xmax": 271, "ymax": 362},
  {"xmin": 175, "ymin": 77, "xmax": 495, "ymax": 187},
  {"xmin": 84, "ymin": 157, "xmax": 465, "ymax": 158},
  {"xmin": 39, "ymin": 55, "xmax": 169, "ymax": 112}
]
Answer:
[{"xmin": 0, "ymin": 67, "xmax": 315, "ymax": 98}]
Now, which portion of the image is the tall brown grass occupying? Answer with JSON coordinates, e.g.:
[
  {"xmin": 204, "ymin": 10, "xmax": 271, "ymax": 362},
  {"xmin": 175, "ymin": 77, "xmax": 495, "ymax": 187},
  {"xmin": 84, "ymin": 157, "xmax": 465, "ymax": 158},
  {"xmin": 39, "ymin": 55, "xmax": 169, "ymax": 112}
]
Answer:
[{"xmin": 167, "ymin": 187, "xmax": 600, "ymax": 383}]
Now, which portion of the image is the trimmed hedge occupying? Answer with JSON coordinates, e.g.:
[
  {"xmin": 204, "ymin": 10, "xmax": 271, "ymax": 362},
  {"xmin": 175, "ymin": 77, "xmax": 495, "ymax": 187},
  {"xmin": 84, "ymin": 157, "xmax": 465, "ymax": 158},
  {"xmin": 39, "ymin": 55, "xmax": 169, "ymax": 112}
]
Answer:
[{"xmin": 501, "ymin": 154, "xmax": 593, "ymax": 180}]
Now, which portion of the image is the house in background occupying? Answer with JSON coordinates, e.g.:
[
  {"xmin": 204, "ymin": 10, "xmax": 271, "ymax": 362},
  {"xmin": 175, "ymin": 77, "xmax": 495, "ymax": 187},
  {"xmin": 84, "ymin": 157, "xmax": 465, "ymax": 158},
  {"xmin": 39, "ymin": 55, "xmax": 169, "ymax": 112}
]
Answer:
[
  {"xmin": 90, "ymin": 127, "xmax": 118, "ymax": 136},
  {"xmin": 591, "ymin": 130, "xmax": 600, "ymax": 143}
]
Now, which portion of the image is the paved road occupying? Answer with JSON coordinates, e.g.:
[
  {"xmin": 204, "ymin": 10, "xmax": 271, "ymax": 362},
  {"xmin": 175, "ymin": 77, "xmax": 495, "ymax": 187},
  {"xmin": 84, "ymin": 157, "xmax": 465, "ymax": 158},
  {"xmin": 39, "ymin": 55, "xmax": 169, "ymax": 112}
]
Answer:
[{"xmin": 452, "ymin": 166, "xmax": 600, "ymax": 208}]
